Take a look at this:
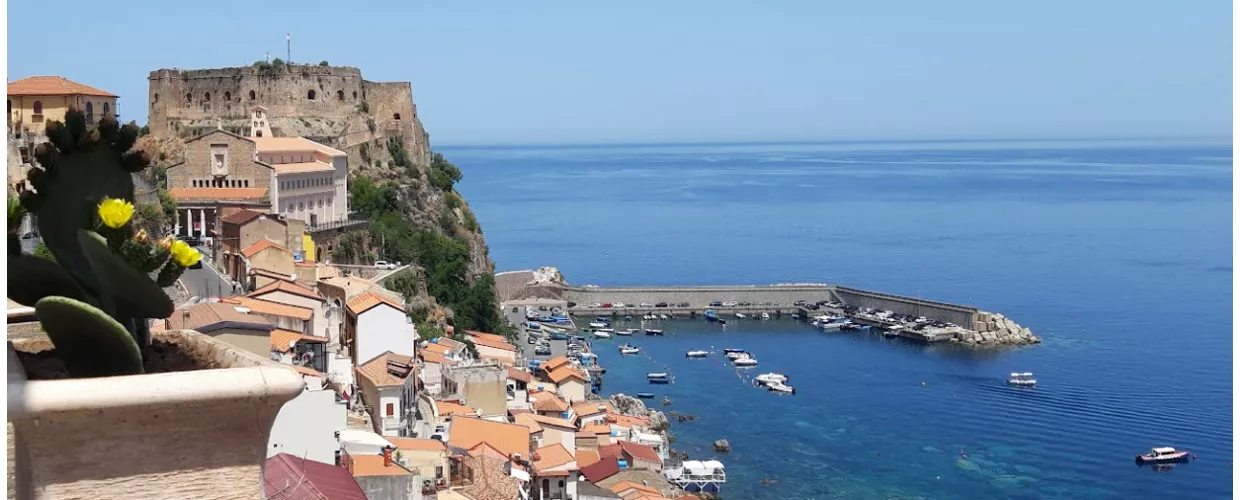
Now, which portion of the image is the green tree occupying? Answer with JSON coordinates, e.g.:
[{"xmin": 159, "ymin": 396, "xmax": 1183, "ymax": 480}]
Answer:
[{"xmin": 318, "ymin": 60, "xmax": 330, "ymax": 66}]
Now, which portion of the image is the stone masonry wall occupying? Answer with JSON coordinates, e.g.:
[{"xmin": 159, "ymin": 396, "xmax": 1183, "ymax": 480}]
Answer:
[{"xmin": 168, "ymin": 130, "xmax": 271, "ymax": 193}]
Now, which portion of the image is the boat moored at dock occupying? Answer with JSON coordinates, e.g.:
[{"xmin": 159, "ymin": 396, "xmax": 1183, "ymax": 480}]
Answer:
[
  {"xmin": 588, "ymin": 322, "xmax": 608, "ymax": 329},
  {"xmin": 704, "ymin": 309, "xmax": 720, "ymax": 322},
  {"xmin": 594, "ymin": 330, "xmax": 613, "ymax": 338},
  {"xmin": 616, "ymin": 328, "xmax": 637, "ymax": 336},
  {"xmin": 665, "ymin": 460, "xmax": 726, "ymax": 494},
  {"xmin": 686, "ymin": 350, "xmax": 709, "ymax": 358},
  {"xmin": 645, "ymin": 329, "xmax": 665, "ymax": 336},
  {"xmin": 619, "ymin": 344, "xmax": 641, "ymax": 354},
  {"xmin": 1135, "ymin": 447, "xmax": 1190, "ymax": 464},
  {"xmin": 636, "ymin": 392, "xmax": 655, "ymax": 399},
  {"xmin": 732, "ymin": 354, "xmax": 759, "ymax": 367},
  {"xmin": 766, "ymin": 381, "xmax": 796, "ymax": 394},
  {"xmin": 754, "ymin": 373, "xmax": 789, "ymax": 386}
]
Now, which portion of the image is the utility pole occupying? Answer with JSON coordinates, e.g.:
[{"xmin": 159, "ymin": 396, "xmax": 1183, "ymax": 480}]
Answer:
[{"xmin": 286, "ymin": 33, "xmax": 291, "ymax": 63}]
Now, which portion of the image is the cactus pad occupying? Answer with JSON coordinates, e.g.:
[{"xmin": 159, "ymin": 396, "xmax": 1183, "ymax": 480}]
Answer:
[{"xmin": 34, "ymin": 296, "xmax": 144, "ymax": 378}]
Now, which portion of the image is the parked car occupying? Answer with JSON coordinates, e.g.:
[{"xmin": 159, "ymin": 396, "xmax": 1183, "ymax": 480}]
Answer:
[
  {"xmin": 655, "ymin": 302, "xmax": 668, "ymax": 308},
  {"xmin": 723, "ymin": 301, "xmax": 738, "ymax": 307},
  {"xmin": 535, "ymin": 346, "xmax": 552, "ymax": 356},
  {"xmin": 374, "ymin": 260, "xmax": 397, "ymax": 270},
  {"xmin": 601, "ymin": 303, "xmax": 613, "ymax": 308},
  {"xmin": 549, "ymin": 332, "xmax": 569, "ymax": 340},
  {"xmin": 588, "ymin": 303, "xmax": 601, "ymax": 308},
  {"xmin": 709, "ymin": 301, "xmax": 723, "ymax": 307},
  {"xmin": 567, "ymin": 301, "xmax": 578, "ymax": 308},
  {"xmin": 614, "ymin": 302, "xmax": 627, "ymax": 308},
  {"xmin": 527, "ymin": 336, "xmax": 538, "ymax": 345},
  {"xmin": 677, "ymin": 302, "xmax": 691, "ymax": 307}
]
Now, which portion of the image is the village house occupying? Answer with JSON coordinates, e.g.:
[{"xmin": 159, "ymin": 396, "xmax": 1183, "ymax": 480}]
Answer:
[
  {"xmin": 269, "ymin": 328, "xmax": 328, "ymax": 372},
  {"xmin": 418, "ymin": 349, "xmax": 455, "ymax": 395},
  {"xmin": 156, "ymin": 302, "xmax": 273, "ymax": 357},
  {"xmin": 264, "ymin": 453, "xmax": 367, "ymax": 500},
  {"xmin": 440, "ymin": 363, "xmax": 509, "ymax": 422},
  {"xmin": 464, "ymin": 330, "xmax": 518, "ymax": 366},
  {"xmin": 355, "ymin": 351, "xmax": 418, "ymax": 437},
  {"xmin": 220, "ymin": 295, "xmax": 312, "ymax": 333},
  {"xmin": 249, "ymin": 279, "xmax": 336, "ymax": 342},
  {"xmin": 342, "ymin": 447, "xmax": 420, "ymax": 500},
  {"xmin": 513, "ymin": 413, "xmax": 547, "ymax": 450},
  {"xmin": 521, "ymin": 415, "xmax": 578, "ymax": 454},
  {"xmin": 507, "ymin": 367, "xmax": 533, "ymax": 411},
  {"xmin": 387, "ymin": 437, "xmax": 451, "ymax": 489},
  {"xmin": 531, "ymin": 443, "xmax": 579, "ymax": 500},
  {"xmin": 249, "ymin": 106, "xmax": 351, "ymax": 233},
  {"xmin": 423, "ymin": 337, "xmax": 469, "ymax": 363},
  {"xmin": 8, "ymin": 76, "xmax": 118, "ymax": 138},
  {"xmin": 446, "ymin": 417, "xmax": 532, "ymax": 462},
  {"xmin": 572, "ymin": 401, "xmax": 614, "ymax": 428},
  {"xmin": 345, "ymin": 292, "xmax": 415, "ymax": 367},
  {"xmin": 240, "ymin": 240, "xmax": 297, "ymax": 284},
  {"xmin": 529, "ymin": 390, "xmax": 572, "ymax": 419},
  {"xmin": 217, "ymin": 209, "xmax": 306, "ymax": 284},
  {"xmin": 546, "ymin": 365, "xmax": 589, "ymax": 404}
]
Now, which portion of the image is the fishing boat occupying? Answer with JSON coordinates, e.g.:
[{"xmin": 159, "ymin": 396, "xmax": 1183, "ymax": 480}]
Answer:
[
  {"xmin": 1007, "ymin": 372, "xmax": 1037, "ymax": 386},
  {"xmin": 754, "ymin": 373, "xmax": 789, "ymax": 386},
  {"xmin": 619, "ymin": 345, "xmax": 641, "ymax": 355},
  {"xmin": 645, "ymin": 329, "xmax": 665, "ymax": 336},
  {"xmin": 594, "ymin": 330, "xmax": 612, "ymax": 339},
  {"xmin": 1135, "ymin": 447, "xmax": 1190, "ymax": 464},
  {"xmin": 704, "ymin": 309, "xmax": 719, "ymax": 322},
  {"xmin": 732, "ymin": 354, "xmax": 758, "ymax": 367},
  {"xmin": 686, "ymin": 350, "xmax": 709, "ymax": 358},
  {"xmin": 644, "ymin": 314, "xmax": 656, "ymax": 320},
  {"xmin": 647, "ymin": 373, "xmax": 671, "ymax": 384},
  {"xmin": 636, "ymin": 392, "xmax": 655, "ymax": 399},
  {"xmin": 766, "ymin": 381, "xmax": 796, "ymax": 394},
  {"xmin": 718, "ymin": 319, "xmax": 728, "ymax": 325},
  {"xmin": 761, "ymin": 312, "xmax": 770, "ymax": 320},
  {"xmin": 616, "ymin": 328, "xmax": 637, "ymax": 336}
]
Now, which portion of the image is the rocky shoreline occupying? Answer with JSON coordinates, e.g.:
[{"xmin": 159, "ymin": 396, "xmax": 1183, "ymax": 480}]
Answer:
[{"xmin": 954, "ymin": 313, "xmax": 1041, "ymax": 346}]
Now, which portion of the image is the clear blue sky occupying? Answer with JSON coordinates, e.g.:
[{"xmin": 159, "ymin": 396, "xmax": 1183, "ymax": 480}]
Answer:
[{"xmin": 8, "ymin": 1, "xmax": 1231, "ymax": 145}]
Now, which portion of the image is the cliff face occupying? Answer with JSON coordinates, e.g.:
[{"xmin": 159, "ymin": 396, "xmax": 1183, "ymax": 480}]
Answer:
[{"xmin": 147, "ymin": 63, "xmax": 493, "ymax": 279}]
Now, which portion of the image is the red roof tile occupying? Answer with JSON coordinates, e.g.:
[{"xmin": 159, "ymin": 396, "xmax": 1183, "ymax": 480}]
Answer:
[
  {"xmin": 617, "ymin": 441, "xmax": 662, "ymax": 465},
  {"xmin": 580, "ymin": 456, "xmax": 621, "ymax": 483},
  {"xmin": 167, "ymin": 187, "xmax": 268, "ymax": 201},
  {"xmin": 221, "ymin": 209, "xmax": 265, "ymax": 225},
  {"xmin": 242, "ymin": 239, "xmax": 288, "ymax": 258},
  {"xmin": 251, "ymin": 280, "xmax": 324, "ymax": 302},
  {"xmin": 346, "ymin": 292, "xmax": 404, "ymax": 316},
  {"xmin": 264, "ymin": 453, "xmax": 366, "ymax": 500},
  {"xmin": 8, "ymin": 76, "xmax": 117, "ymax": 97},
  {"xmin": 270, "ymin": 329, "xmax": 324, "ymax": 352}
]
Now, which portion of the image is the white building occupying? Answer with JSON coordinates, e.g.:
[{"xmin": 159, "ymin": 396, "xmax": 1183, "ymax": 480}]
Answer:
[
  {"xmin": 249, "ymin": 106, "xmax": 349, "ymax": 230},
  {"xmin": 267, "ymin": 382, "xmax": 347, "ymax": 464},
  {"xmin": 356, "ymin": 351, "xmax": 418, "ymax": 437},
  {"xmin": 346, "ymin": 292, "xmax": 415, "ymax": 368}
]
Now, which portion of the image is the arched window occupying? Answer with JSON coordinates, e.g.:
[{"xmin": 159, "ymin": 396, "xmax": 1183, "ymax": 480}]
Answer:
[
  {"xmin": 32, "ymin": 101, "xmax": 42, "ymax": 114},
  {"xmin": 204, "ymin": 92, "xmax": 211, "ymax": 102},
  {"xmin": 153, "ymin": 93, "xmax": 159, "ymax": 104},
  {"xmin": 256, "ymin": 130, "xmax": 263, "ymax": 137},
  {"xmin": 337, "ymin": 90, "xmax": 344, "ymax": 101},
  {"xmin": 352, "ymin": 91, "xmax": 357, "ymax": 99},
  {"xmin": 224, "ymin": 91, "xmax": 231, "ymax": 101},
  {"xmin": 185, "ymin": 93, "xmax": 192, "ymax": 102},
  {"xmin": 249, "ymin": 90, "xmax": 256, "ymax": 100},
  {"xmin": 393, "ymin": 113, "xmax": 401, "ymax": 120},
  {"xmin": 102, "ymin": 102, "xmax": 110, "ymax": 116},
  {"xmin": 85, "ymin": 102, "xmax": 94, "ymax": 118},
  {"xmin": 307, "ymin": 90, "xmax": 316, "ymax": 100}
]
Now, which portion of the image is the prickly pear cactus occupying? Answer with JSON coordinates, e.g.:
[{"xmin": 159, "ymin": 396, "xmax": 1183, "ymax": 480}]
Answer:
[{"xmin": 8, "ymin": 108, "xmax": 202, "ymax": 378}]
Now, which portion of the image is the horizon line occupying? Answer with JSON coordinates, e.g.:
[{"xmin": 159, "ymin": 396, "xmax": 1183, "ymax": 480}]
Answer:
[{"xmin": 434, "ymin": 135, "xmax": 1232, "ymax": 150}]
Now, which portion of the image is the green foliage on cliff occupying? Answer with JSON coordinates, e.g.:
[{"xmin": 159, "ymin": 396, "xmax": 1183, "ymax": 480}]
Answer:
[
  {"xmin": 319, "ymin": 60, "xmax": 330, "ymax": 66},
  {"xmin": 386, "ymin": 137, "xmax": 411, "ymax": 169},
  {"xmin": 349, "ymin": 174, "xmax": 503, "ymax": 333}
]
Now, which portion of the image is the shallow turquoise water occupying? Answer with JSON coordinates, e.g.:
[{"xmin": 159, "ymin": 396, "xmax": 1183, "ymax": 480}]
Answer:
[{"xmin": 449, "ymin": 140, "xmax": 1232, "ymax": 499}]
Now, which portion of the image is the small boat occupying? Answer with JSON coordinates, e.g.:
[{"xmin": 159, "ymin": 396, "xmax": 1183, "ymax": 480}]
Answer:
[
  {"xmin": 625, "ymin": 315, "xmax": 633, "ymax": 320},
  {"xmin": 754, "ymin": 373, "xmax": 789, "ymax": 386},
  {"xmin": 619, "ymin": 344, "xmax": 640, "ymax": 354},
  {"xmin": 645, "ymin": 329, "xmax": 664, "ymax": 336},
  {"xmin": 636, "ymin": 392, "xmax": 655, "ymax": 399},
  {"xmin": 725, "ymin": 351, "xmax": 747, "ymax": 360},
  {"xmin": 1007, "ymin": 372, "xmax": 1037, "ymax": 386},
  {"xmin": 662, "ymin": 396, "xmax": 672, "ymax": 406},
  {"xmin": 704, "ymin": 310, "xmax": 719, "ymax": 322},
  {"xmin": 1135, "ymin": 447, "xmax": 1190, "ymax": 464},
  {"xmin": 791, "ymin": 313, "xmax": 801, "ymax": 319},
  {"xmin": 735, "ymin": 313, "xmax": 746, "ymax": 319},
  {"xmin": 659, "ymin": 314, "xmax": 669, "ymax": 320},
  {"xmin": 594, "ymin": 331, "xmax": 612, "ymax": 339},
  {"xmin": 733, "ymin": 354, "xmax": 758, "ymax": 367},
  {"xmin": 647, "ymin": 373, "xmax": 671, "ymax": 384},
  {"xmin": 761, "ymin": 312, "xmax": 770, "ymax": 320},
  {"xmin": 616, "ymin": 329, "xmax": 636, "ymax": 336},
  {"xmin": 723, "ymin": 348, "xmax": 746, "ymax": 354},
  {"xmin": 588, "ymin": 322, "xmax": 607, "ymax": 329},
  {"xmin": 882, "ymin": 328, "xmax": 901, "ymax": 337},
  {"xmin": 718, "ymin": 319, "xmax": 727, "ymax": 325},
  {"xmin": 685, "ymin": 350, "xmax": 709, "ymax": 358},
  {"xmin": 767, "ymin": 381, "xmax": 796, "ymax": 394}
]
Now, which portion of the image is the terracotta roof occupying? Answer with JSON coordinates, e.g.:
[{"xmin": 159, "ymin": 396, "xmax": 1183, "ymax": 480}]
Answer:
[
  {"xmin": 251, "ymin": 280, "xmax": 324, "ymax": 302},
  {"xmin": 533, "ymin": 444, "xmax": 575, "ymax": 472},
  {"xmin": 446, "ymin": 417, "xmax": 531, "ymax": 460},
  {"xmin": 616, "ymin": 441, "xmax": 662, "ymax": 465},
  {"xmin": 434, "ymin": 399, "xmax": 477, "ymax": 417},
  {"xmin": 349, "ymin": 454, "xmax": 412, "ymax": 476},
  {"xmin": 465, "ymin": 331, "xmax": 509, "ymax": 343},
  {"xmin": 598, "ymin": 444, "xmax": 622, "ymax": 460},
  {"xmin": 524, "ymin": 414, "xmax": 576, "ymax": 430},
  {"xmin": 222, "ymin": 296, "xmax": 313, "ymax": 320},
  {"xmin": 583, "ymin": 424, "xmax": 611, "ymax": 435},
  {"xmin": 460, "ymin": 453, "xmax": 523, "ymax": 500},
  {"xmin": 167, "ymin": 187, "xmax": 268, "ymax": 201},
  {"xmin": 8, "ymin": 76, "xmax": 117, "ymax": 97},
  {"xmin": 317, "ymin": 276, "xmax": 401, "ymax": 301},
  {"xmin": 435, "ymin": 337, "xmax": 464, "ymax": 349},
  {"xmin": 273, "ymin": 161, "xmax": 336, "ymax": 174},
  {"xmin": 422, "ymin": 342, "xmax": 453, "ymax": 355},
  {"xmin": 530, "ymin": 391, "xmax": 570, "ymax": 413},
  {"xmin": 252, "ymin": 136, "xmax": 347, "ymax": 157},
  {"xmin": 419, "ymin": 350, "xmax": 454, "ymax": 366},
  {"xmin": 610, "ymin": 481, "xmax": 660, "ymax": 497},
  {"xmin": 355, "ymin": 351, "xmax": 416, "ymax": 388},
  {"xmin": 573, "ymin": 401, "xmax": 613, "ymax": 417},
  {"xmin": 346, "ymin": 292, "xmax": 404, "ymax": 316},
  {"xmin": 542, "ymin": 356, "xmax": 572, "ymax": 372},
  {"xmin": 468, "ymin": 334, "xmax": 516, "ymax": 352},
  {"xmin": 580, "ymin": 457, "xmax": 622, "ymax": 483},
  {"xmin": 513, "ymin": 413, "xmax": 544, "ymax": 433},
  {"xmin": 548, "ymin": 366, "xmax": 588, "ymax": 384},
  {"xmin": 387, "ymin": 438, "xmax": 447, "ymax": 453},
  {"xmin": 270, "ymin": 329, "xmax": 324, "ymax": 352},
  {"xmin": 507, "ymin": 367, "xmax": 533, "ymax": 383},
  {"xmin": 162, "ymin": 302, "xmax": 273, "ymax": 332},
  {"xmin": 606, "ymin": 414, "xmax": 650, "ymax": 428},
  {"xmin": 575, "ymin": 449, "xmax": 601, "ymax": 468},
  {"xmin": 290, "ymin": 364, "xmax": 322, "ymax": 377},
  {"xmin": 264, "ymin": 453, "xmax": 366, "ymax": 500},
  {"xmin": 674, "ymin": 496, "xmax": 700, "ymax": 500},
  {"xmin": 221, "ymin": 209, "xmax": 265, "ymax": 225},
  {"xmin": 241, "ymin": 239, "xmax": 288, "ymax": 258},
  {"xmin": 251, "ymin": 268, "xmax": 296, "ymax": 282}
]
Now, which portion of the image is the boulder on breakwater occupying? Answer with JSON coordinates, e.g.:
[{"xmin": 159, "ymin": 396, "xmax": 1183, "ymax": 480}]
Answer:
[
  {"xmin": 714, "ymin": 439, "xmax": 731, "ymax": 452},
  {"xmin": 956, "ymin": 312, "xmax": 1041, "ymax": 346}
]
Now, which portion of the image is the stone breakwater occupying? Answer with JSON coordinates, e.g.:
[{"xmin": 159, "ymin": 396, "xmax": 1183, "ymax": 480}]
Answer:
[
  {"xmin": 610, "ymin": 393, "xmax": 671, "ymax": 432},
  {"xmin": 956, "ymin": 313, "xmax": 1040, "ymax": 346}
]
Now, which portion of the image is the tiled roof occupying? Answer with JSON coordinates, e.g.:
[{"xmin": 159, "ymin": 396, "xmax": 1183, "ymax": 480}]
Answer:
[
  {"xmin": 422, "ymin": 342, "xmax": 453, "ymax": 355},
  {"xmin": 542, "ymin": 356, "xmax": 572, "ymax": 372},
  {"xmin": 573, "ymin": 401, "xmax": 613, "ymax": 417},
  {"xmin": 434, "ymin": 399, "xmax": 477, "ymax": 417},
  {"xmin": 273, "ymin": 161, "xmax": 336, "ymax": 174},
  {"xmin": 221, "ymin": 209, "xmax": 265, "ymax": 225},
  {"xmin": 434, "ymin": 337, "xmax": 464, "ymax": 349},
  {"xmin": 317, "ymin": 276, "xmax": 400, "ymax": 301},
  {"xmin": 8, "ymin": 76, "xmax": 117, "ymax": 97},
  {"xmin": 606, "ymin": 414, "xmax": 650, "ymax": 428},
  {"xmin": 355, "ymin": 351, "xmax": 416, "ymax": 388},
  {"xmin": 270, "ymin": 329, "xmax": 324, "ymax": 352},
  {"xmin": 290, "ymin": 364, "xmax": 322, "ymax": 377},
  {"xmin": 419, "ymin": 350, "xmax": 454, "ymax": 366},
  {"xmin": 583, "ymin": 424, "xmax": 611, "ymax": 435},
  {"xmin": 532, "ymin": 443, "xmax": 575, "ymax": 472},
  {"xmin": 513, "ymin": 413, "xmax": 543, "ymax": 433},
  {"xmin": 598, "ymin": 444, "xmax": 622, "ymax": 460},
  {"xmin": 548, "ymin": 366, "xmax": 588, "ymax": 384},
  {"xmin": 529, "ymin": 391, "xmax": 570, "ymax": 413},
  {"xmin": 162, "ymin": 302, "xmax": 273, "ymax": 332},
  {"xmin": 575, "ymin": 449, "xmax": 601, "ymax": 468},
  {"xmin": 167, "ymin": 187, "xmax": 268, "ymax": 201},
  {"xmin": 387, "ymin": 438, "xmax": 447, "ymax": 453},
  {"xmin": 460, "ymin": 453, "xmax": 523, "ymax": 500},
  {"xmin": 264, "ymin": 453, "xmax": 366, "ymax": 500},
  {"xmin": 241, "ymin": 239, "xmax": 288, "ymax": 258},
  {"xmin": 252, "ymin": 136, "xmax": 347, "ymax": 157},
  {"xmin": 524, "ymin": 414, "xmax": 576, "ymax": 430},
  {"xmin": 222, "ymin": 296, "xmax": 313, "ymax": 320},
  {"xmin": 349, "ymin": 454, "xmax": 412, "ymax": 476},
  {"xmin": 616, "ymin": 441, "xmax": 662, "ymax": 464},
  {"xmin": 467, "ymin": 334, "xmax": 516, "ymax": 352},
  {"xmin": 251, "ymin": 268, "xmax": 296, "ymax": 282},
  {"xmin": 465, "ymin": 331, "xmax": 509, "ymax": 343},
  {"xmin": 610, "ymin": 481, "xmax": 660, "ymax": 497},
  {"xmin": 252, "ymin": 280, "xmax": 324, "ymax": 302},
  {"xmin": 580, "ymin": 457, "xmax": 621, "ymax": 484},
  {"xmin": 446, "ymin": 417, "xmax": 531, "ymax": 460},
  {"xmin": 346, "ymin": 292, "xmax": 404, "ymax": 316},
  {"xmin": 507, "ymin": 367, "xmax": 532, "ymax": 383}
]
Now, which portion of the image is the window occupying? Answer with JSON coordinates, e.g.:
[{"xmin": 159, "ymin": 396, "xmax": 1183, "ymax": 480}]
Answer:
[
  {"xmin": 393, "ymin": 113, "xmax": 401, "ymax": 120},
  {"xmin": 337, "ymin": 90, "xmax": 344, "ymax": 101},
  {"xmin": 185, "ymin": 93, "xmax": 192, "ymax": 103},
  {"xmin": 287, "ymin": 205, "xmax": 293, "ymax": 213},
  {"xmin": 307, "ymin": 90, "xmax": 316, "ymax": 100},
  {"xmin": 85, "ymin": 102, "xmax": 93, "ymax": 117},
  {"xmin": 249, "ymin": 90, "xmax": 256, "ymax": 100},
  {"xmin": 256, "ymin": 130, "xmax": 263, "ymax": 137},
  {"xmin": 435, "ymin": 466, "xmax": 443, "ymax": 479},
  {"xmin": 153, "ymin": 93, "xmax": 159, "ymax": 104},
  {"xmin": 542, "ymin": 479, "xmax": 549, "ymax": 491},
  {"xmin": 102, "ymin": 102, "xmax": 110, "ymax": 116},
  {"xmin": 558, "ymin": 480, "xmax": 564, "ymax": 489},
  {"xmin": 385, "ymin": 403, "xmax": 394, "ymax": 417},
  {"xmin": 224, "ymin": 91, "xmax": 231, "ymax": 101},
  {"xmin": 244, "ymin": 179, "xmax": 249, "ymax": 187},
  {"xmin": 204, "ymin": 92, "xmax": 211, "ymax": 102},
  {"xmin": 352, "ymin": 91, "xmax": 357, "ymax": 99},
  {"xmin": 32, "ymin": 101, "xmax": 42, "ymax": 114},
  {"xmin": 298, "ymin": 202, "xmax": 304, "ymax": 211}
]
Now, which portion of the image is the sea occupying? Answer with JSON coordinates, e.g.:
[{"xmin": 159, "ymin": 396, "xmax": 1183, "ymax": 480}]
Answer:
[{"xmin": 445, "ymin": 139, "xmax": 1234, "ymax": 500}]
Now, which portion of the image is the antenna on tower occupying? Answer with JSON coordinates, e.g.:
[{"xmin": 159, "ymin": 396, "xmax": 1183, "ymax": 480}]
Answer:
[{"xmin": 286, "ymin": 33, "xmax": 291, "ymax": 63}]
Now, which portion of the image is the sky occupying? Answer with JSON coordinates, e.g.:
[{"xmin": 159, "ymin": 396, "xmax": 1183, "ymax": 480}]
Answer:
[{"xmin": 7, "ymin": 1, "xmax": 1232, "ymax": 145}]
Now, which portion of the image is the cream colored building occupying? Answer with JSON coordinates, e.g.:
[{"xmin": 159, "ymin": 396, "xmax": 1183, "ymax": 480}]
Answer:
[
  {"xmin": 8, "ymin": 76, "xmax": 118, "ymax": 137},
  {"xmin": 249, "ymin": 107, "xmax": 350, "ymax": 230}
]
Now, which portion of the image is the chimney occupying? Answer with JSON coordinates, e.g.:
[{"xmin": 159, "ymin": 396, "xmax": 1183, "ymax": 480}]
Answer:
[{"xmin": 382, "ymin": 446, "xmax": 393, "ymax": 467}]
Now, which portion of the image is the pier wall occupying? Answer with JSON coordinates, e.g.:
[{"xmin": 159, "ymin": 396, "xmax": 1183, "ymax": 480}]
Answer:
[
  {"xmin": 832, "ymin": 286, "xmax": 980, "ymax": 330},
  {"xmin": 561, "ymin": 285, "xmax": 837, "ymax": 309}
]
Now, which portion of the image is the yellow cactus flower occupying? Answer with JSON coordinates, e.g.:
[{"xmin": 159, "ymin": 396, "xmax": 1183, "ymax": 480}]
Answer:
[
  {"xmin": 169, "ymin": 240, "xmax": 202, "ymax": 268},
  {"xmin": 97, "ymin": 197, "xmax": 134, "ymax": 229}
]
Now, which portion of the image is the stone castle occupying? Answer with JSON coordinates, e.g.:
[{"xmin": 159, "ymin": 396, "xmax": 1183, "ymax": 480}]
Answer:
[{"xmin": 147, "ymin": 64, "xmax": 430, "ymax": 168}]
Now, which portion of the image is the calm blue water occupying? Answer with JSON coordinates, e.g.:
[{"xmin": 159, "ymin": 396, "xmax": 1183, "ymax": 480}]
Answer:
[{"xmin": 446, "ymin": 140, "xmax": 1233, "ymax": 499}]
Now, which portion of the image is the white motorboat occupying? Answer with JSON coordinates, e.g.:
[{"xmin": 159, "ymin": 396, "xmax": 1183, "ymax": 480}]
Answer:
[
  {"xmin": 588, "ymin": 322, "xmax": 608, "ymax": 329},
  {"xmin": 616, "ymin": 329, "xmax": 636, "ymax": 336},
  {"xmin": 761, "ymin": 312, "xmax": 770, "ymax": 320},
  {"xmin": 732, "ymin": 354, "xmax": 758, "ymax": 367},
  {"xmin": 766, "ymin": 381, "xmax": 796, "ymax": 394},
  {"xmin": 594, "ymin": 331, "xmax": 612, "ymax": 339},
  {"xmin": 644, "ymin": 314, "xmax": 656, "ymax": 320},
  {"xmin": 1135, "ymin": 447, "xmax": 1190, "ymax": 464},
  {"xmin": 1007, "ymin": 372, "xmax": 1036, "ymax": 386},
  {"xmin": 659, "ymin": 314, "xmax": 669, "ymax": 320},
  {"xmin": 735, "ymin": 313, "xmax": 746, "ymax": 319},
  {"xmin": 619, "ymin": 344, "xmax": 641, "ymax": 355},
  {"xmin": 725, "ymin": 351, "xmax": 747, "ymax": 360},
  {"xmin": 754, "ymin": 373, "xmax": 789, "ymax": 386},
  {"xmin": 685, "ymin": 350, "xmax": 709, "ymax": 358}
]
